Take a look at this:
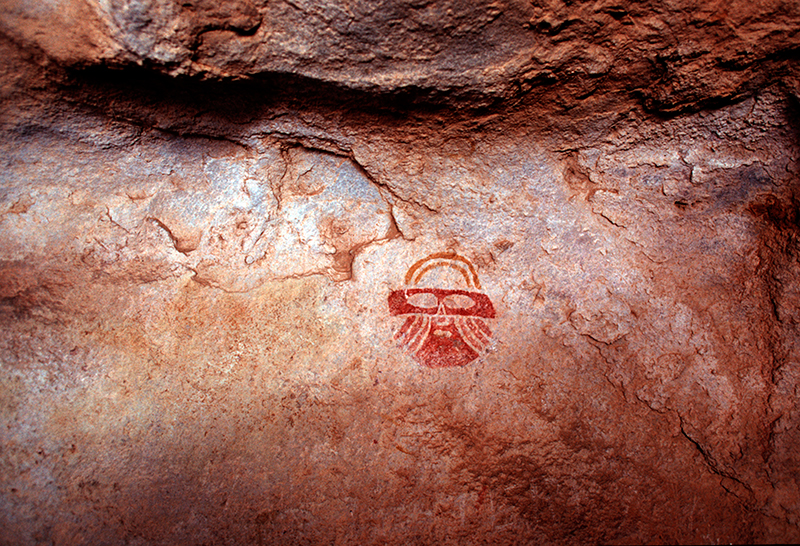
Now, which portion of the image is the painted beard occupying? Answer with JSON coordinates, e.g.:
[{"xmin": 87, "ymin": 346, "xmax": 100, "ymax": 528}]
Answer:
[{"xmin": 389, "ymin": 288, "xmax": 495, "ymax": 368}]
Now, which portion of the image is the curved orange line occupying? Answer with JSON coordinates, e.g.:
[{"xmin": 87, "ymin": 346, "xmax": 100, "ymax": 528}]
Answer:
[
  {"xmin": 411, "ymin": 262, "xmax": 473, "ymax": 288},
  {"xmin": 405, "ymin": 252, "xmax": 481, "ymax": 288}
]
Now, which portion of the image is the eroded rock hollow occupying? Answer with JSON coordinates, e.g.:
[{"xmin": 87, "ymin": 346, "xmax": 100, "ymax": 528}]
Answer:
[{"xmin": 2, "ymin": 1, "xmax": 800, "ymax": 544}]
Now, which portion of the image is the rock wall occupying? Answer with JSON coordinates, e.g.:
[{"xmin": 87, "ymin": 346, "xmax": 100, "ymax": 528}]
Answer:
[{"xmin": 1, "ymin": 1, "xmax": 800, "ymax": 544}]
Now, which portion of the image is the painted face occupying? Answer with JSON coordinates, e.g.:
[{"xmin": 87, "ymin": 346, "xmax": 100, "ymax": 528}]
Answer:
[
  {"xmin": 389, "ymin": 287, "xmax": 496, "ymax": 368},
  {"xmin": 388, "ymin": 288, "xmax": 496, "ymax": 318}
]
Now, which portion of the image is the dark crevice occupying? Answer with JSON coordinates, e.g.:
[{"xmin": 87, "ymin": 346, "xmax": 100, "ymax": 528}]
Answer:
[
  {"xmin": 678, "ymin": 418, "xmax": 756, "ymax": 508},
  {"xmin": 56, "ymin": 63, "xmax": 491, "ymax": 126}
]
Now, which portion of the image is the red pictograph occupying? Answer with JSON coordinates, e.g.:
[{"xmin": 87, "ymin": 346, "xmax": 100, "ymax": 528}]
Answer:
[{"xmin": 389, "ymin": 253, "xmax": 496, "ymax": 368}]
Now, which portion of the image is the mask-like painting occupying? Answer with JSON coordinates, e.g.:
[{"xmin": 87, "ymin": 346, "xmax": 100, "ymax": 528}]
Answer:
[{"xmin": 389, "ymin": 253, "xmax": 496, "ymax": 367}]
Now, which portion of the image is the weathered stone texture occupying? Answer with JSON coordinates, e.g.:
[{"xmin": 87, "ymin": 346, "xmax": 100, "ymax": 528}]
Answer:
[
  {"xmin": 1, "ymin": 1, "xmax": 800, "ymax": 545},
  {"xmin": 3, "ymin": 0, "xmax": 800, "ymax": 111}
]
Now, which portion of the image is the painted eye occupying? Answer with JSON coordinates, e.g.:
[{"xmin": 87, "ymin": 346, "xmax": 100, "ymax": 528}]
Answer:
[
  {"xmin": 443, "ymin": 294, "xmax": 475, "ymax": 309},
  {"xmin": 406, "ymin": 292, "xmax": 439, "ymax": 308}
]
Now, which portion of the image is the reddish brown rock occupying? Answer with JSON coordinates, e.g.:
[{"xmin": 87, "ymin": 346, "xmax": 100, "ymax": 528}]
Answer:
[{"xmin": 1, "ymin": 1, "xmax": 800, "ymax": 545}]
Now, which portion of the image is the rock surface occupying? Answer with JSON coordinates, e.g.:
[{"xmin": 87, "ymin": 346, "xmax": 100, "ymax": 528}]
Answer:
[{"xmin": 1, "ymin": 1, "xmax": 800, "ymax": 544}]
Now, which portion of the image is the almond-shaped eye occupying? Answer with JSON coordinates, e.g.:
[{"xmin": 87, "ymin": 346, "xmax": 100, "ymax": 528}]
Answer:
[
  {"xmin": 442, "ymin": 294, "xmax": 475, "ymax": 309},
  {"xmin": 407, "ymin": 292, "xmax": 439, "ymax": 308}
]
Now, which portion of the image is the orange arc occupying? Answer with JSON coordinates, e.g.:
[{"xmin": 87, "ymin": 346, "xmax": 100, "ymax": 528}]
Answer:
[
  {"xmin": 411, "ymin": 262, "xmax": 473, "ymax": 288},
  {"xmin": 404, "ymin": 252, "xmax": 482, "ymax": 289}
]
